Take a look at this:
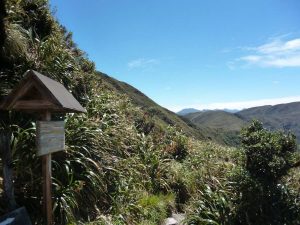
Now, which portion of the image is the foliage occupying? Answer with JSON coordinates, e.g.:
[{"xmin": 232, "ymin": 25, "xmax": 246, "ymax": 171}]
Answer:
[
  {"xmin": 184, "ymin": 121, "xmax": 300, "ymax": 225},
  {"xmin": 1, "ymin": 0, "xmax": 300, "ymax": 225},
  {"xmin": 183, "ymin": 142, "xmax": 237, "ymax": 225},
  {"xmin": 98, "ymin": 72, "xmax": 206, "ymax": 140},
  {"xmin": 241, "ymin": 120, "xmax": 297, "ymax": 184},
  {"xmin": 0, "ymin": 0, "xmax": 181, "ymax": 223},
  {"xmin": 231, "ymin": 120, "xmax": 300, "ymax": 225}
]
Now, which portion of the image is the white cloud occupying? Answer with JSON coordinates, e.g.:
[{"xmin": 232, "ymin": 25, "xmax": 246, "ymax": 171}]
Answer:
[
  {"xmin": 240, "ymin": 55, "xmax": 262, "ymax": 63},
  {"xmin": 236, "ymin": 37, "xmax": 300, "ymax": 68},
  {"xmin": 127, "ymin": 58, "xmax": 159, "ymax": 69},
  {"xmin": 257, "ymin": 38, "xmax": 300, "ymax": 54},
  {"xmin": 165, "ymin": 96, "xmax": 300, "ymax": 112}
]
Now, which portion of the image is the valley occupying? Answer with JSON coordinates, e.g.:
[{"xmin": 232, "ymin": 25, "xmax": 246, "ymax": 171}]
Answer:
[{"xmin": 180, "ymin": 102, "xmax": 300, "ymax": 144}]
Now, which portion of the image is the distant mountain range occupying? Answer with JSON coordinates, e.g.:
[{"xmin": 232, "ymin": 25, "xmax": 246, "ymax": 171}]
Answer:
[
  {"xmin": 97, "ymin": 72, "xmax": 209, "ymax": 140},
  {"xmin": 96, "ymin": 73, "xmax": 300, "ymax": 146},
  {"xmin": 181, "ymin": 102, "xmax": 300, "ymax": 145},
  {"xmin": 177, "ymin": 108, "xmax": 201, "ymax": 115},
  {"xmin": 96, "ymin": 72, "xmax": 244, "ymax": 145},
  {"xmin": 178, "ymin": 108, "xmax": 239, "ymax": 115}
]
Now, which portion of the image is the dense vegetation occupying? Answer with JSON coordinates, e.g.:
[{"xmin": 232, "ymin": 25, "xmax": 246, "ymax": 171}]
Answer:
[
  {"xmin": 0, "ymin": 1, "xmax": 299, "ymax": 225},
  {"xmin": 232, "ymin": 121, "xmax": 300, "ymax": 224},
  {"xmin": 185, "ymin": 120, "xmax": 300, "ymax": 225},
  {"xmin": 97, "ymin": 72, "xmax": 206, "ymax": 140}
]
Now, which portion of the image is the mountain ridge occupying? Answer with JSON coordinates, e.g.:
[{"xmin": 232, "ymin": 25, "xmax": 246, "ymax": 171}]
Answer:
[
  {"xmin": 178, "ymin": 108, "xmax": 239, "ymax": 116},
  {"xmin": 97, "ymin": 71, "xmax": 208, "ymax": 140},
  {"xmin": 97, "ymin": 73, "xmax": 300, "ymax": 145},
  {"xmin": 183, "ymin": 101, "xmax": 300, "ymax": 144},
  {"xmin": 96, "ymin": 72, "xmax": 239, "ymax": 144},
  {"xmin": 177, "ymin": 108, "xmax": 200, "ymax": 115}
]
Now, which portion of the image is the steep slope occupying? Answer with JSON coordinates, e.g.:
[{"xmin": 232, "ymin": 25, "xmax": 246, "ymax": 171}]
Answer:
[
  {"xmin": 185, "ymin": 110, "xmax": 245, "ymax": 132},
  {"xmin": 183, "ymin": 110, "xmax": 245, "ymax": 146},
  {"xmin": 237, "ymin": 102, "xmax": 300, "ymax": 141},
  {"xmin": 1, "ymin": 1, "xmax": 220, "ymax": 223},
  {"xmin": 1, "ymin": 1, "xmax": 299, "ymax": 225},
  {"xmin": 98, "ymin": 72, "xmax": 207, "ymax": 140},
  {"xmin": 236, "ymin": 105, "xmax": 273, "ymax": 120}
]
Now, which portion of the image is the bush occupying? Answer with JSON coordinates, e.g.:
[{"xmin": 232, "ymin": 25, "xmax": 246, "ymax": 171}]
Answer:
[
  {"xmin": 185, "ymin": 121, "xmax": 300, "ymax": 225},
  {"xmin": 183, "ymin": 142, "xmax": 237, "ymax": 225},
  {"xmin": 164, "ymin": 127, "xmax": 189, "ymax": 161},
  {"xmin": 232, "ymin": 120, "xmax": 300, "ymax": 225}
]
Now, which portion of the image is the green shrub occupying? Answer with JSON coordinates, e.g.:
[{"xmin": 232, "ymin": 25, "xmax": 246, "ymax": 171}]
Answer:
[
  {"xmin": 186, "ymin": 184, "xmax": 232, "ymax": 225},
  {"xmin": 231, "ymin": 120, "xmax": 300, "ymax": 225},
  {"xmin": 138, "ymin": 193, "xmax": 175, "ymax": 224},
  {"xmin": 2, "ymin": 0, "xmax": 300, "ymax": 224},
  {"xmin": 164, "ymin": 127, "xmax": 189, "ymax": 161},
  {"xmin": 184, "ymin": 142, "xmax": 236, "ymax": 225}
]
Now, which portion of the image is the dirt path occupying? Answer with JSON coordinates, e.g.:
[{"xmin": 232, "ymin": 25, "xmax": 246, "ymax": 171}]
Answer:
[{"xmin": 163, "ymin": 213, "xmax": 185, "ymax": 225}]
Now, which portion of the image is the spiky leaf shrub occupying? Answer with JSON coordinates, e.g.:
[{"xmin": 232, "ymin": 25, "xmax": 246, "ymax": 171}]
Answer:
[
  {"xmin": 5, "ymin": 1, "xmax": 298, "ymax": 225},
  {"xmin": 184, "ymin": 142, "xmax": 237, "ymax": 225}
]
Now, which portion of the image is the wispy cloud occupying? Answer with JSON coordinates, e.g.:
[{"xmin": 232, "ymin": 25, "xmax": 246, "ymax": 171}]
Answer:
[
  {"xmin": 233, "ymin": 37, "xmax": 300, "ymax": 68},
  {"xmin": 166, "ymin": 96, "xmax": 300, "ymax": 112},
  {"xmin": 127, "ymin": 58, "xmax": 159, "ymax": 69}
]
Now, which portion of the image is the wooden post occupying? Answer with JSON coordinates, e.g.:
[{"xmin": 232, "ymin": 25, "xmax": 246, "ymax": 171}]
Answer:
[
  {"xmin": 0, "ymin": 70, "xmax": 86, "ymax": 224},
  {"xmin": 41, "ymin": 111, "xmax": 52, "ymax": 225}
]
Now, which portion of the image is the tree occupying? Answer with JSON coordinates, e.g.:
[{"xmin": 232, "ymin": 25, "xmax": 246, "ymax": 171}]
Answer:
[{"xmin": 232, "ymin": 120, "xmax": 300, "ymax": 225}]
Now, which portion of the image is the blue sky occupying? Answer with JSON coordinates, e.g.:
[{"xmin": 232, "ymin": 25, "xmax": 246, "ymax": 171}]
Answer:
[{"xmin": 50, "ymin": 0, "xmax": 300, "ymax": 112}]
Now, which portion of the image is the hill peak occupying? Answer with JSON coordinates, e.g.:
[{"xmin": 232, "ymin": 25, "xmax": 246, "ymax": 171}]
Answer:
[{"xmin": 177, "ymin": 108, "xmax": 200, "ymax": 116}]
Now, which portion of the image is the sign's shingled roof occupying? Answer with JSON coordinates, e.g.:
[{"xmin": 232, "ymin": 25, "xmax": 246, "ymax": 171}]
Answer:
[
  {"xmin": 31, "ymin": 70, "xmax": 86, "ymax": 113},
  {"xmin": 0, "ymin": 70, "xmax": 86, "ymax": 113}
]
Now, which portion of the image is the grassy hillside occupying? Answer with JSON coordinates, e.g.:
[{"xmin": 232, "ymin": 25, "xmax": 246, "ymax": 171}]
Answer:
[
  {"xmin": 237, "ymin": 102, "xmax": 300, "ymax": 128},
  {"xmin": 183, "ymin": 102, "xmax": 300, "ymax": 144},
  {"xmin": 185, "ymin": 110, "xmax": 245, "ymax": 131},
  {"xmin": 100, "ymin": 72, "xmax": 237, "ymax": 145},
  {"xmin": 182, "ymin": 110, "xmax": 244, "ymax": 146},
  {"xmin": 0, "ymin": 1, "xmax": 232, "ymax": 224},
  {"xmin": 237, "ymin": 102, "xmax": 300, "ymax": 143},
  {"xmin": 1, "ymin": 1, "xmax": 299, "ymax": 225},
  {"xmin": 98, "ymin": 72, "xmax": 206, "ymax": 140}
]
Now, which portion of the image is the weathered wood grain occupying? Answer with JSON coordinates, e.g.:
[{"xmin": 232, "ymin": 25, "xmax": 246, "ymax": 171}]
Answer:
[
  {"xmin": 41, "ymin": 111, "xmax": 53, "ymax": 225},
  {"xmin": 36, "ymin": 121, "xmax": 65, "ymax": 156}
]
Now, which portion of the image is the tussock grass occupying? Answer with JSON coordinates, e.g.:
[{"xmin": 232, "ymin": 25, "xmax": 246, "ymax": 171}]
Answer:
[{"xmin": 1, "ymin": 1, "xmax": 299, "ymax": 225}]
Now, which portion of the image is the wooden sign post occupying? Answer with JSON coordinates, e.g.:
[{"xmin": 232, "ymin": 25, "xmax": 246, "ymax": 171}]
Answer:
[
  {"xmin": 37, "ymin": 114, "xmax": 65, "ymax": 224},
  {"xmin": 0, "ymin": 70, "xmax": 86, "ymax": 225},
  {"xmin": 41, "ymin": 111, "xmax": 53, "ymax": 225}
]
